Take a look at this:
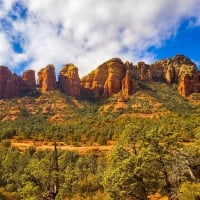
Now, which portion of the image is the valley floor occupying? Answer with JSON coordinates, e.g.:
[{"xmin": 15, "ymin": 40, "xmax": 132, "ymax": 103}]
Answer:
[{"xmin": 10, "ymin": 139, "xmax": 114, "ymax": 154}]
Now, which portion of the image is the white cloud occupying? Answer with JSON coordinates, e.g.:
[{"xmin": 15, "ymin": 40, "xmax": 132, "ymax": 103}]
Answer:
[
  {"xmin": 0, "ymin": 32, "xmax": 28, "ymax": 71},
  {"xmin": 0, "ymin": 0, "xmax": 200, "ymax": 77},
  {"xmin": 0, "ymin": 0, "xmax": 16, "ymax": 18},
  {"xmin": 0, "ymin": 33, "xmax": 12, "ymax": 64}
]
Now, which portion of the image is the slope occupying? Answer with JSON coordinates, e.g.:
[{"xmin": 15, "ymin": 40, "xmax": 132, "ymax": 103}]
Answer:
[{"xmin": 0, "ymin": 81, "xmax": 199, "ymax": 145}]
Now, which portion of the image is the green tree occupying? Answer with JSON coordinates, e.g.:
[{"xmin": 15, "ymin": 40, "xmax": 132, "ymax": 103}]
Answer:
[
  {"xmin": 18, "ymin": 182, "xmax": 40, "ymax": 200},
  {"xmin": 178, "ymin": 182, "xmax": 200, "ymax": 200},
  {"xmin": 21, "ymin": 143, "xmax": 62, "ymax": 200},
  {"xmin": 103, "ymin": 125, "xmax": 200, "ymax": 200},
  {"xmin": 103, "ymin": 145, "xmax": 159, "ymax": 200}
]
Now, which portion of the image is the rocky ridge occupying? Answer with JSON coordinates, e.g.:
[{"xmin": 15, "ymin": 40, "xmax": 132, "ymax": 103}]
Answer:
[{"xmin": 0, "ymin": 55, "xmax": 199, "ymax": 99}]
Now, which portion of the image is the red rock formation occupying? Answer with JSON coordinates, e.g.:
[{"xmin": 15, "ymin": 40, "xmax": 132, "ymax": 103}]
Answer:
[
  {"xmin": 22, "ymin": 70, "xmax": 36, "ymax": 87},
  {"xmin": 0, "ymin": 66, "xmax": 16, "ymax": 99},
  {"xmin": 194, "ymin": 73, "xmax": 200, "ymax": 93},
  {"xmin": 150, "ymin": 55, "xmax": 197, "ymax": 83},
  {"xmin": 121, "ymin": 61, "xmax": 138, "ymax": 97},
  {"xmin": 58, "ymin": 64, "xmax": 80, "ymax": 97},
  {"xmin": 0, "ymin": 55, "xmax": 200, "ymax": 99},
  {"xmin": 134, "ymin": 62, "xmax": 152, "ymax": 81},
  {"xmin": 103, "ymin": 58, "xmax": 125, "ymax": 97},
  {"xmin": 178, "ymin": 72, "xmax": 200, "ymax": 97},
  {"xmin": 0, "ymin": 66, "xmax": 32, "ymax": 99},
  {"xmin": 38, "ymin": 65, "xmax": 57, "ymax": 92},
  {"xmin": 165, "ymin": 66, "xmax": 175, "ymax": 84},
  {"xmin": 178, "ymin": 74, "xmax": 194, "ymax": 97},
  {"xmin": 81, "ymin": 58, "xmax": 127, "ymax": 98},
  {"xmin": 122, "ymin": 70, "xmax": 139, "ymax": 98},
  {"xmin": 132, "ymin": 55, "xmax": 199, "ymax": 97},
  {"xmin": 81, "ymin": 63, "xmax": 108, "ymax": 98}
]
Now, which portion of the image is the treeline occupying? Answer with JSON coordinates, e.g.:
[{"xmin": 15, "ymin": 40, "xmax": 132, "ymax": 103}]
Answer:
[
  {"xmin": 0, "ymin": 82, "xmax": 199, "ymax": 146},
  {"xmin": 0, "ymin": 109, "xmax": 199, "ymax": 146},
  {"xmin": 0, "ymin": 82, "xmax": 200, "ymax": 199},
  {"xmin": 1, "ymin": 123, "xmax": 200, "ymax": 200},
  {"xmin": 104, "ymin": 124, "xmax": 200, "ymax": 200},
  {"xmin": 0, "ymin": 141, "xmax": 106, "ymax": 200}
]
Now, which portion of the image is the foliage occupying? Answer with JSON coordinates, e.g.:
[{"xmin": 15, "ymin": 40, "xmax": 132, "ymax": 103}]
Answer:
[
  {"xmin": 103, "ymin": 125, "xmax": 200, "ymax": 200},
  {"xmin": 0, "ymin": 83, "xmax": 199, "ymax": 145},
  {"xmin": 178, "ymin": 182, "xmax": 200, "ymax": 200},
  {"xmin": 0, "ymin": 143, "xmax": 106, "ymax": 200},
  {"xmin": 0, "ymin": 83, "xmax": 200, "ymax": 199}
]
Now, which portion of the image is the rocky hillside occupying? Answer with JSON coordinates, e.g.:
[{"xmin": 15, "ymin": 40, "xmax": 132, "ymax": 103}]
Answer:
[
  {"xmin": 0, "ymin": 55, "xmax": 200, "ymax": 100},
  {"xmin": 81, "ymin": 55, "xmax": 200, "ymax": 98}
]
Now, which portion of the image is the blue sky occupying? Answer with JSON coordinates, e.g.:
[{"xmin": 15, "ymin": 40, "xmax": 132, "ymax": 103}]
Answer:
[
  {"xmin": 0, "ymin": 0, "xmax": 200, "ymax": 77},
  {"xmin": 150, "ymin": 20, "xmax": 200, "ymax": 64}
]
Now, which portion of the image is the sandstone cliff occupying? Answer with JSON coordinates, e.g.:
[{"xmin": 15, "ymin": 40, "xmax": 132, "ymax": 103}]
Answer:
[
  {"xmin": 58, "ymin": 64, "xmax": 80, "ymax": 98},
  {"xmin": 122, "ymin": 62, "xmax": 139, "ymax": 97},
  {"xmin": 0, "ymin": 66, "xmax": 37, "ymax": 99},
  {"xmin": 80, "ymin": 55, "xmax": 200, "ymax": 98},
  {"xmin": 0, "ymin": 55, "xmax": 199, "ymax": 100},
  {"xmin": 178, "ymin": 71, "xmax": 200, "ymax": 97},
  {"xmin": 81, "ymin": 58, "xmax": 138, "ymax": 98},
  {"xmin": 130, "ymin": 55, "xmax": 197, "ymax": 85},
  {"xmin": 152, "ymin": 55, "xmax": 199, "ymax": 97},
  {"xmin": 22, "ymin": 70, "xmax": 36, "ymax": 87},
  {"xmin": 0, "ymin": 66, "xmax": 16, "ymax": 99},
  {"xmin": 38, "ymin": 65, "xmax": 57, "ymax": 92}
]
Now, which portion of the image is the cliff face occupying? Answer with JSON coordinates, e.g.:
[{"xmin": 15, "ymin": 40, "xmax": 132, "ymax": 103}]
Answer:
[
  {"xmin": 58, "ymin": 64, "xmax": 80, "ymax": 98},
  {"xmin": 0, "ymin": 66, "xmax": 16, "ymax": 99},
  {"xmin": 81, "ymin": 62, "xmax": 108, "ymax": 98},
  {"xmin": 152, "ymin": 55, "xmax": 199, "ymax": 97},
  {"xmin": 38, "ymin": 65, "xmax": 57, "ymax": 92},
  {"xmin": 133, "ymin": 62, "xmax": 152, "ymax": 81},
  {"xmin": 0, "ymin": 55, "xmax": 199, "ymax": 100},
  {"xmin": 81, "ymin": 58, "xmax": 138, "ymax": 98},
  {"xmin": 122, "ymin": 62, "xmax": 139, "ymax": 97},
  {"xmin": 0, "ymin": 66, "xmax": 37, "ymax": 99},
  {"xmin": 22, "ymin": 70, "xmax": 36, "ymax": 87},
  {"xmin": 81, "ymin": 55, "xmax": 200, "ymax": 99},
  {"xmin": 178, "ymin": 71, "xmax": 200, "ymax": 97},
  {"xmin": 103, "ymin": 58, "xmax": 126, "ymax": 97}
]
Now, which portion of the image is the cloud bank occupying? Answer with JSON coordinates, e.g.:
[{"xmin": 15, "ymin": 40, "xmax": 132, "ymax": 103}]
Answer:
[{"xmin": 0, "ymin": 0, "xmax": 200, "ymax": 77}]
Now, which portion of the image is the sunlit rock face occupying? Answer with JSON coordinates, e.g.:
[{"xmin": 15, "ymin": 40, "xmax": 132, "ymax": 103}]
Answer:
[
  {"xmin": 81, "ymin": 58, "xmax": 138, "ymax": 98},
  {"xmin": 58, "ymin": 64, "xmax": 80, "ymax": 98},
  {"xmin": 38, "ymin": 64, "xmax": 57, "ymax": 92},
  {"xmin": 0, "ymin": 55, "xmax": 200, "ymax": 99}
]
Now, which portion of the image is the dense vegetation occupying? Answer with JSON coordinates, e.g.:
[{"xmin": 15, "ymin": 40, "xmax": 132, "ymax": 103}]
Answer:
[{"xmin": 0, "ymin": 82, "xmax": 200, "ymax": 199}]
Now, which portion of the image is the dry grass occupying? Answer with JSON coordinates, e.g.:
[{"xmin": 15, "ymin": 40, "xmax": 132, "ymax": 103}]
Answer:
[{"xmin": 10, "ymin": 139, "xmax": 114, "ymax": 154}]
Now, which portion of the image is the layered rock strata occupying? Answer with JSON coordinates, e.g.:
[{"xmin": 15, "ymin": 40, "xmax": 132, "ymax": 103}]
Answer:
[
  {"xmin": 0, "ymin": 66, "xmax": 36, "ymax": 99},
  {"xmin": 58, "ymin": 64, "xmax": 80, "ymax": 97},
  {"xmin": 0, "ymin": 55, "xmax": 200, "ymax": 99},
  {"xmin": 81, "ymin": 58, "xmax": 138, "ymax": 98},
  {"xmin": 22, "ymin": 70, "xmax": 36, "ymax": 87},
  {"xmin": 38, "ymin": 65, "xmax": 57, "ymax": 92}
]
